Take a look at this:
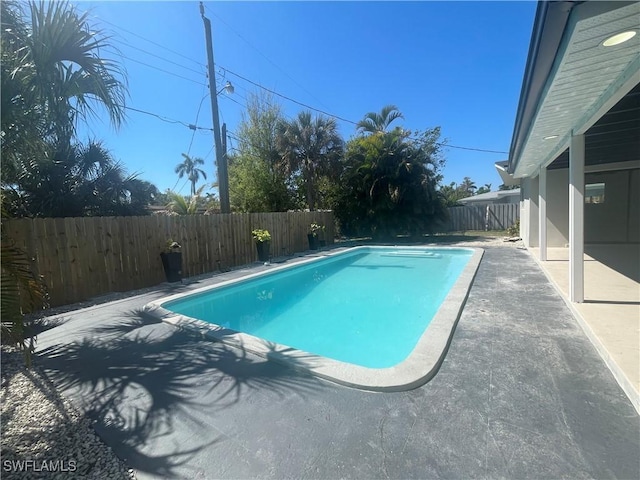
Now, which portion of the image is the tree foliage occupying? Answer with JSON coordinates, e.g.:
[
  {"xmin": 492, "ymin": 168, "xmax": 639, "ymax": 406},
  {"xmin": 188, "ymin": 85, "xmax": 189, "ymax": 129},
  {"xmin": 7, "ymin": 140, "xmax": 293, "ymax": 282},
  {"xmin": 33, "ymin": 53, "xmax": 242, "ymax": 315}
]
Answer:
[
  {"xmin": 440, "ymin": 177, "xmax": 492, "ymax": 206},
  {"xmin": 334, "ymin": 127, "xmax": 447, "ymax": 239},
  {"xmin": 1, "ymin": 0, "xmax": 126, "ymax": 177},
  {"xmin": 175, "ymin": 153, "xmax": 207, "ymax": 197},
  {"xmin": 476, "ymin": 183, "xmax": 492, "ymax": 195},
  {"xmin": 276, "ymin": 111, "xmax": 344, "ymax": 211},
  {"xmin": 1, "ymin": 1, "xmax": 158, "ymax": 218},
  {"xmin": 356, "ymin": 105, "xmax": 404, "ymax": 134},
  {"xmin": 5, "ymin": 140, "xmax": 157, "ymax": 217},
  {"xmin": 0, "ymin": 194, "xmax": 48, "ymax": 365},
  {"xmin": 228, "ymin": 93, "xmax": 294, "ymax": 212}
]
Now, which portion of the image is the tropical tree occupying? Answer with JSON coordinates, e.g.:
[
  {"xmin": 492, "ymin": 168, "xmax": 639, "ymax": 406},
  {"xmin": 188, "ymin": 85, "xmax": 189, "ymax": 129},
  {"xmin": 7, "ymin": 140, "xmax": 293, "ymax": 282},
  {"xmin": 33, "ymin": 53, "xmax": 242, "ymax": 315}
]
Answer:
[
  {"xmin": 476, "ymin": 183, "xmax": 492, "ymax": 195},
  {"xmin": 0, "ymin": 194, "xmax": 48, "ymax": 365},
  {"xmin": 333, "ymin": 127, "xmax": 447, "ymax": 239},
  {"xmin": 440, "ymin": 182, "xmax": 464, "ymax": 207},
  {"xmin": 228, "ymin": 93, "xmax": 294, "ymax": 212},
  {"xmin": 175, "ymin": 153, "xmax": 207, "ymax": 196},
  {"xmin": 1, "ymin": 0, "xmax": 127, "ymax": 179},
  {"xmin": 8, "ymin": 140, "xmax": 156, "ymax": 217},
  {"xmin": 163, "ymin": 186, "xmax": 218, "ymax": 215},
  {"xmin": 165, "ymin": 188, "xmax": 201, "ymax": 215},
  {"xmin": 277, "ymin": 111, "xmax": 344, "ymax": 210},
  {"xmin": 1, "ymin": 0, "xmax": 141, "ymax": 220},
  {"xmin": 458, "ymin": 176, "xmax": 477, "ymax": 197},
  {"xmin": 356, "ymin": 105, "xmax": 404, "ymax": 135}
]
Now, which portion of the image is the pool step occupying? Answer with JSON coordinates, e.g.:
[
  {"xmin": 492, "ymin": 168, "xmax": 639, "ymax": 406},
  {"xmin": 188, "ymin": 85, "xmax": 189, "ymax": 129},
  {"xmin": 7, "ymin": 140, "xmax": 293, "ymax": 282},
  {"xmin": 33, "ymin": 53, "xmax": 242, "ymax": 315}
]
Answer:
[{"xmin": 380, "ymin": 252, "xmax": 441, "ymax": 258}]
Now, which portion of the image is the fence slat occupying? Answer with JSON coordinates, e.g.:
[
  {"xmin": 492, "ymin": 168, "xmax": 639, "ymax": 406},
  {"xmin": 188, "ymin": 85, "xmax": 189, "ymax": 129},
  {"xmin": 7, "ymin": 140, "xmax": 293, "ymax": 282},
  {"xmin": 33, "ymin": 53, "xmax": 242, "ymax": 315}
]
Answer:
[
  {"xmin": 444, "ymin": 204, "xmax": 519, "ymax": 233},
  {"xmin": 5, "ymin": 212, "xmax": 338, "ymax": 308}
]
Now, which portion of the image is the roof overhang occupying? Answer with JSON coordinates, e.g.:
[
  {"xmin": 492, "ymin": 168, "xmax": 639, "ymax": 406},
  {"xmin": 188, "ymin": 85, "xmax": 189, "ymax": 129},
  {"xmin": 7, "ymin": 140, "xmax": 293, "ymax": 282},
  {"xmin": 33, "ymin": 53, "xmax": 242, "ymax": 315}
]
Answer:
[
  {"xmin": 494, "ymin": 160, "xmax": 520, "ymax": 186},
  {"xmin": 508, "ymin": 1, "xmax": 640, "ymax": 179}
]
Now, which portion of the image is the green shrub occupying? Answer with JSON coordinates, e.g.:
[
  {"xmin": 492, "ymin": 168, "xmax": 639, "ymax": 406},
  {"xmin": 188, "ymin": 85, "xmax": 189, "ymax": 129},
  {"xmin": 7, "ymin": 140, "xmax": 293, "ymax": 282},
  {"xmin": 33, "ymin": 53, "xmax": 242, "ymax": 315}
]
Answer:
[
  {"xmin": 507, "ymin": 219, "xmax": 520, "ymax": 237},
  {"xmin": 252, "ymin": 229, "xmax": 271, "ymax": 243}
]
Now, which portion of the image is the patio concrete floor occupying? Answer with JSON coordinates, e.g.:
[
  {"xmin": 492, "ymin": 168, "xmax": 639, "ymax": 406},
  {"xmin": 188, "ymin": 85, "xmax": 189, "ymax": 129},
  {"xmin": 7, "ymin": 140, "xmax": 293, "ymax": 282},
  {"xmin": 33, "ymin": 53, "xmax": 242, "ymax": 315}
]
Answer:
[
  {"xmin": 34, "ymin": 244, "xmax": 639, "ymax": 479},
  {"xmin": 529, "ymin": 245, "xmax": 640, "ymax": 413}
]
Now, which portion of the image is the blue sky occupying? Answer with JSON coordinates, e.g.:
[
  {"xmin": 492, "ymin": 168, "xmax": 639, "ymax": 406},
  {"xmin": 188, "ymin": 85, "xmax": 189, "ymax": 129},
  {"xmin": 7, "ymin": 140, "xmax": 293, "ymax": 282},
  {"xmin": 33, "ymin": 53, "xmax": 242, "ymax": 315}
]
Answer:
[{"xmin": 77, "ymin": 1, "xmax": 537, "ymax": 196}]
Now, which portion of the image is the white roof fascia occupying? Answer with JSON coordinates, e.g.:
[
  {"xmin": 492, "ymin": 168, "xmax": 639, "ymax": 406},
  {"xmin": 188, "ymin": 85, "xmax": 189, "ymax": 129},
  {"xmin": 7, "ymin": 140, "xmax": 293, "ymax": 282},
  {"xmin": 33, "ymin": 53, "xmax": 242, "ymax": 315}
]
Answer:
[{"xmin": 513, "ymin": 2, "xmax": 640, "ymax": 179}]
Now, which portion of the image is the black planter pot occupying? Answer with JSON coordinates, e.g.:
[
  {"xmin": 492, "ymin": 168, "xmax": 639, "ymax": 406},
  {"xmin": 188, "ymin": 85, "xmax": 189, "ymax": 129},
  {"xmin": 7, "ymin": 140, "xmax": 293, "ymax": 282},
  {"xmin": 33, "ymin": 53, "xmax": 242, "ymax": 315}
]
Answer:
[
  {"xmin": 307, "ymin": 234, "xmax": 319, "ymax": 250},
  {"xmin": 256, "ymin": 241, "xmax": 270, "ymax": 262},
  {"xmin": 160, "ymin": 252, "xmax": 182, "ymax": 283}
]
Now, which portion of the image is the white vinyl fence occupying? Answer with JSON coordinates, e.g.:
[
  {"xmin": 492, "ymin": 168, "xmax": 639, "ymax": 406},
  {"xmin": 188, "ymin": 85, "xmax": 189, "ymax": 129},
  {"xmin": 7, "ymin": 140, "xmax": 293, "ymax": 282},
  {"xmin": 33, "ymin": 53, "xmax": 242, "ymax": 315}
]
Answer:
[{"xmin": 444, "ymin": 204, "xmax": 519, "ymax": 232}]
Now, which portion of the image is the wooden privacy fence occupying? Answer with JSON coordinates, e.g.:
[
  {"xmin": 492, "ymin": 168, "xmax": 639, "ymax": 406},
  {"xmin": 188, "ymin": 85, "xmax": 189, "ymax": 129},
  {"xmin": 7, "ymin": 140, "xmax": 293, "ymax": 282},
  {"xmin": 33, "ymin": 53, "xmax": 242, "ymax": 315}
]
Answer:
[
  {"xmin": 5, "ymin": 211, "xmax": 334, "ymax": 308},
  {"xmin": 444, "ymin": 204, "xmax": 519, "ymax": 232}
]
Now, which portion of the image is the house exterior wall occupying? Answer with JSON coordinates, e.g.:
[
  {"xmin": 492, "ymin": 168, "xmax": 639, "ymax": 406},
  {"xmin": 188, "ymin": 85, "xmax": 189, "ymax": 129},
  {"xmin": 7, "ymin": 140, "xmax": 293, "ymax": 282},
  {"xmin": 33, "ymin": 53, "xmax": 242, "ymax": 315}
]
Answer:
[
  {"xmin": 520, "ymin": 177, "xmax": 539, "ymax": 247},
  {"xmin": 585, "ymin": 168, "xmax": 639, "ymax": 243},
  {"xmin": 547, "ymin": 168, "xmax": 570, "ymax": 247},
  {"xmin": 629, "ymin": 169, "xmax": 640, "ymax": 242},
  {"xmin": 520, "ymin": 167, "xmax": 639, "ymax": 248}
]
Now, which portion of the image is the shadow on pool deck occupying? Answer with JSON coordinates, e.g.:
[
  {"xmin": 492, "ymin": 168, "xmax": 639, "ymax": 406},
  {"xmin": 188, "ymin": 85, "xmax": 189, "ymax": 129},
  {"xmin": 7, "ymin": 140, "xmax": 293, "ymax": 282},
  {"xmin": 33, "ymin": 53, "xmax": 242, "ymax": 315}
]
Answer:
[
  {"xmin": 37, "ymin": 309, "xmax": 324, "ymax": 478},
  {"xmin": 32, "ymin": 246, "xmax": 640, "ymax": 479}
]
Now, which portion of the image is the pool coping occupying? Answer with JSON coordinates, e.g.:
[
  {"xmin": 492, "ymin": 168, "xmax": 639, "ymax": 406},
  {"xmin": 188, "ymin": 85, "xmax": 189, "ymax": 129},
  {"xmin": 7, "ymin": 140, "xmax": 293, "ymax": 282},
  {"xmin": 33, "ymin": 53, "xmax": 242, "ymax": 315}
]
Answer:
[{"xmin": 143, "ymin": 246, "xmax": 484, "ymax": 392}]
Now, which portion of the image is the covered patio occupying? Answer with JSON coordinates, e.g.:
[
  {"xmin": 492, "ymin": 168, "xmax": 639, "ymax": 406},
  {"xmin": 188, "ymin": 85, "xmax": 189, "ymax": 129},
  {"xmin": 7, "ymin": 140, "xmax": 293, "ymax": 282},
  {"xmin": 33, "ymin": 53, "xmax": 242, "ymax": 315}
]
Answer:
[
  {"xmin": 501, "ymin": 0, "xmax": 640, "ymax": 411},
  {"xmin": 530, "ymin": 245, "xmax": 639, "ymax": 412}
]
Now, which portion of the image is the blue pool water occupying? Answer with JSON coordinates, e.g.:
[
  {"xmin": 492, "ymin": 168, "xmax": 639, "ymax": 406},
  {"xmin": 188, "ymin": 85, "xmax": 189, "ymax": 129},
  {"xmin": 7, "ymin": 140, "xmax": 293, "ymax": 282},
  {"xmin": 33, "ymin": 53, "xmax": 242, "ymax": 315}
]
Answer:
[{"xmin": 163, "ymin": 247, "xmax": 473, "ymax": 368}]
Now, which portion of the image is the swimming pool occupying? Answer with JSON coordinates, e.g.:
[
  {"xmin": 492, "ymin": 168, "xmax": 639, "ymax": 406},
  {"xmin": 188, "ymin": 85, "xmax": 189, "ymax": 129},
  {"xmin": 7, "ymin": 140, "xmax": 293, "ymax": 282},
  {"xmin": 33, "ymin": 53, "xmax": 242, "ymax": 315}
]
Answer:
[{"xmin": 144, "ymin": 246, "xmax": 483, "ymax": 391}]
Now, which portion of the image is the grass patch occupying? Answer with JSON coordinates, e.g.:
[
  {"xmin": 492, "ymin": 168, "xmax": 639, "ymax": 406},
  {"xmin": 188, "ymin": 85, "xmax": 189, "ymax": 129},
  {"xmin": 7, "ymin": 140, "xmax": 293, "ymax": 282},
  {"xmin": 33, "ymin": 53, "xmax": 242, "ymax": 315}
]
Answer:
[{"xmin": 437, "ymin": 230, "xmax": 509, "ymax": 237}]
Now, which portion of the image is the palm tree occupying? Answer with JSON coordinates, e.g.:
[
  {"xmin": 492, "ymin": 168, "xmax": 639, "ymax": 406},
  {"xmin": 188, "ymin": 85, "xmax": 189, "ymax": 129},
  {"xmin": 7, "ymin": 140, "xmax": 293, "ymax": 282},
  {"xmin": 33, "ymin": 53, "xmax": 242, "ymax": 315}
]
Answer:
[
  {"xmin": 12, "ymin": 140, "xmax": 155, "ymax": 217},
  {"xmin": 476, "ymin": 183, "xmax": 492, "ymax": 195},
  {"xmin": 1, "ymin": 1, "xmax": 126, "ymax": 148},
  {"xmin": 276, "ymin": 111, "xmax": 343, "ymax": 210},
  {"xmin": 175, "ymin": 153, "xmax": 207, "ymax": 196},
  {"xmin": 165, "ymin": 186, "xmax": 205, "ymax": 215},
  {"xmin": 27, "ymin": 1, "xmax": 126, "ymax": 135},
  {"xmin": 334, "ymin": 129, "xmax": 445, "ymax": 239},
  {"xmin": 459, "ymin": 176, "xmax": 477, "ymax": 197},
  {"xmin": 356, "ymin": 105, "xmax": 404, "ymax": 135},
  {"xmin": 1, "ymin": 0, "xmax": 128, "ymax": 210},
  {"xmin": 1, "ymin": 192, "xmax": 48, "ymax": 365}
]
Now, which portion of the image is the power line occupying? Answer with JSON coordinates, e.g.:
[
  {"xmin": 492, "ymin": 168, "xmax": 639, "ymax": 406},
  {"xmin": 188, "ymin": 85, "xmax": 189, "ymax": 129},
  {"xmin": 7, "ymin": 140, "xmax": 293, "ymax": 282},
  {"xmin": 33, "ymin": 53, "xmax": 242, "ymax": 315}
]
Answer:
[
  {"xmin": 222, "ymin": 72, "xmax": 507, "ymax": 153},
  {"xmin": 219, "ymin": 66, "xmax": 358, "ymax": 125},
  {"xmin": 119, "ymin": 104, "xmax": 211, "ymax": 131},
  {"xmin": 109, "ymin": 39, "xmax": 206, "ymax": 77},
  {"xmin": 124, "ymin": 102, "xmax": 507, "ymax": 156},
  {"xmin": 118, "ymin": 54, "xmax": 207, "ymax": 86},
  {"xmin": 439, "ymin": 144, "xmax": 508, "ymax": 154},
  {"xmin": 187, "ymin": 88, "xmax": 210, "ymax": 156},
  {"xmin": 96, "ymin": 15, "xmax": 205, "ymax": 68},
  {"xmin": 93, "ymin": 12, "xmax": 507, "ymax": 155},
  {"xmin": 205, "ymin": 4, "xmax": 331, "ymax": 111}
]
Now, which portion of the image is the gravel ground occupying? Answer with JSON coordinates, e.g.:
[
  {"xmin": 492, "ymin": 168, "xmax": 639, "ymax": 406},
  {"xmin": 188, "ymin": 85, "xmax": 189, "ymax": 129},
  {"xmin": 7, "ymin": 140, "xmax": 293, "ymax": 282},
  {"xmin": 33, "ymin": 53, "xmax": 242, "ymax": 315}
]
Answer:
[
  {"xmin": 1, "ymin": 346, "xmax": 136, "ymax": 480},
  {"xmin": 0, "ymin": 236, "xmax": 522, "ymax": 479}
]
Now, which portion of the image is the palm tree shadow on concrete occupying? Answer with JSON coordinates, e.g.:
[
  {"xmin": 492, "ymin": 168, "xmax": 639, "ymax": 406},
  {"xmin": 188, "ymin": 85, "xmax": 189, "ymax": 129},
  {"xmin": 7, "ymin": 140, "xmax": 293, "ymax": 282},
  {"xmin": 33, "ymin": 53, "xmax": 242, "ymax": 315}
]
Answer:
[{"xmin": 36, "ymin": 308, "xmax": 324, "ymax": 478}]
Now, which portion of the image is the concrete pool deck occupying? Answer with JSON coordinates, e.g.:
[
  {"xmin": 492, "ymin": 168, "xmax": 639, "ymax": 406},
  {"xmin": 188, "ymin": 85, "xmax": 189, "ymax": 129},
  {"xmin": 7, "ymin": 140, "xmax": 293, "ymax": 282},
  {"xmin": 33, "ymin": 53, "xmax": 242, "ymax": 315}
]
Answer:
[
  {"xmin": 29, "ymin": 243, "xmax": 640, "ymax": 479},
  {"xmin": 529, "ymin": 245, "xmax": 640, "ymax": 413}
]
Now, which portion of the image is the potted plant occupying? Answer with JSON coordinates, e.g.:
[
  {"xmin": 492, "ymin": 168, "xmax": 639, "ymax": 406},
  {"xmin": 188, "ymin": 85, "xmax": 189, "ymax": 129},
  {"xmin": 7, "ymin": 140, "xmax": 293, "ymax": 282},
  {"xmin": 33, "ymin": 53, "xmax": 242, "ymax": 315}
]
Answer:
[
  {"xmin": 252, "ymin": 229, "xmax": 271, "ymax": 262},
  {"xmin": 160, "ymin": 240, "xmax": 182, "ymax": 283},
  {"xmin": 307, "ymin": 223, "xmax": 325, "ymax": 250}
]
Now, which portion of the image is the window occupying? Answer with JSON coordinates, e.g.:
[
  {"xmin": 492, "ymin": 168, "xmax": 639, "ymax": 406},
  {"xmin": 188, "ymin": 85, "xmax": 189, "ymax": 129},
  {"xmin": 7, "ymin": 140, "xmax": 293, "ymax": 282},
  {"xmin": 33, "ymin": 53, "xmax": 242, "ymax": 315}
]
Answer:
[{"xmin": 585, "ymin": 182, "xmax": 605, "ymax": 204}]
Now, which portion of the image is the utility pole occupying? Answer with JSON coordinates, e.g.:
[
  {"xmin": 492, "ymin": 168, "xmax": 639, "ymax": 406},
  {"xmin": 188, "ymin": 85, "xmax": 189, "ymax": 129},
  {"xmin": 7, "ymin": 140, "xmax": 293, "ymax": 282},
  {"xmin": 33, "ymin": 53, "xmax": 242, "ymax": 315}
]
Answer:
[{"xmin": 200, "ymin": 2, "xmax": 230, "ymax": 213}]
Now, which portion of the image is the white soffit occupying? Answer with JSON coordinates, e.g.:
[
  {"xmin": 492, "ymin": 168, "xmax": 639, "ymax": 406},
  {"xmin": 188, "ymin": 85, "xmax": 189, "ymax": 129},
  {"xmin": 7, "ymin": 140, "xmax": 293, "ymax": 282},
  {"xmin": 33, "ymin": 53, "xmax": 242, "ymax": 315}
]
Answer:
[{"xmin": 514, "ymin": 2, "xmax": 640, "ymax": 178}]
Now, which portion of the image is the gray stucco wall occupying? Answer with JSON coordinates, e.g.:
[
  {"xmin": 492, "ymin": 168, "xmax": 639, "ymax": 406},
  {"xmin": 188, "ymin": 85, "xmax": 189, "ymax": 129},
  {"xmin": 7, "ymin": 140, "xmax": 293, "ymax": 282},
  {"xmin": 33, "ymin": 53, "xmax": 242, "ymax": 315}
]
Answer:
[
  {"xmin": 520, "ymin": 167, "xmax": 639, "ymax": 248},
  {"xmin": 585, "ymin": 168, "xmax": 639, "ymax": 243},
  {"xmin": 547, "ymin": 169, "xmax": 569, "ymax": 247}
]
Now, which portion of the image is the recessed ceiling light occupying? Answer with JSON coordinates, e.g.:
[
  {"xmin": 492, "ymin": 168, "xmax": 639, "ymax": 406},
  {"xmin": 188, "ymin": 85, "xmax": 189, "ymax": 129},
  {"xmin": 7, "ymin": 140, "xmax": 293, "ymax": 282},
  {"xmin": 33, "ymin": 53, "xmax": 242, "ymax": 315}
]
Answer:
[
  {"xmin": 543, "ymin": 135, "xmax": 559, "ymax": 140},
  {"xmin": 602, "ymin": 30, "xmax": 637, "ymax": 47}
]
